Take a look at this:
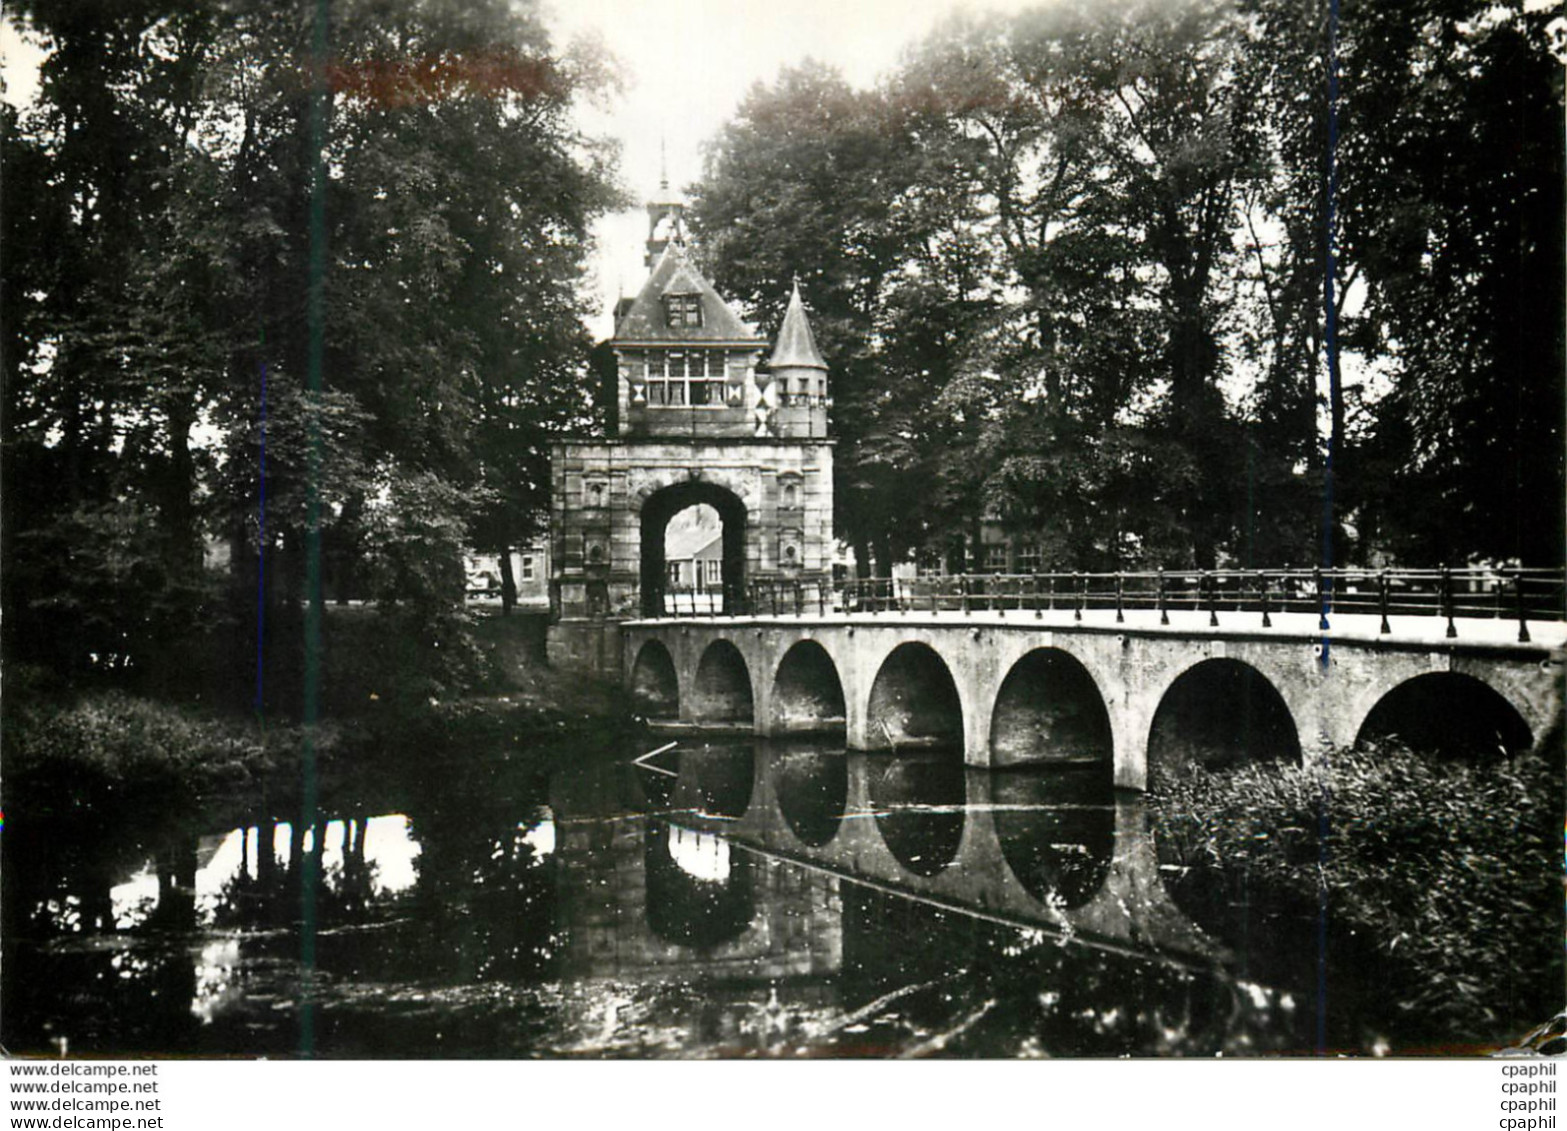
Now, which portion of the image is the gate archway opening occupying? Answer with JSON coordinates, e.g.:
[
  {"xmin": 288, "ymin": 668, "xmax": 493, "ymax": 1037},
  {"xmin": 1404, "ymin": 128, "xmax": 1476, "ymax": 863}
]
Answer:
[
  {"xmin": 641, "ymin": 483, "xmax": 747, "ymax": 616},
  {"xmin": 1356, "ymin": 673, "xmax": 1532, "ymax": 759},
  {"xmin": 989, "ymin": 648, "xmax": 1113, "ymax": 771},
  {"xmin": 1148, "ymin": 659, "xmax": 1301, "ymax": 776}
]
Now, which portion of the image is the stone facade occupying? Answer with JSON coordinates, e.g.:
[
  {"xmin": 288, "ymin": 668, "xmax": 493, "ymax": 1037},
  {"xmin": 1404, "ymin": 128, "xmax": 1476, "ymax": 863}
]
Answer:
[{"xmin": 548, "ymin": 199, "xmax": 834, "ymax": 675}]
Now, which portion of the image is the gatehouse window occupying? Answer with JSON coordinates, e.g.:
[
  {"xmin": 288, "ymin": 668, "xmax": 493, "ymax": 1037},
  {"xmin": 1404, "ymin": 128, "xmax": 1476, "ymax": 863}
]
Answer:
[
  {"xmin": 521, "ymin": 555, "xmax": 535, "ymax": 581},
  {"xmin": 665, "ymin": 294, "xmax": 702, "ymax": 328},
  {"xmin": 646, "ymin": 350, "xmax": 727, "ymax": 407},
  {"xmin": 984, "ymin": 544, "xmax": 1008, "ymax": 573},
  {"xmin": 1015, "ymin": 544, "xmax": 1041, "ymax": 574}
]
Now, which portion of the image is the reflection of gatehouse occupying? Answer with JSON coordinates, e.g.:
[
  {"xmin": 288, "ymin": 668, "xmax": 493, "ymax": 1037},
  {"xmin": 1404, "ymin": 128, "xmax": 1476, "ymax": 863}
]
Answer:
[{"xmin": 548, "ymin": 188, "xmax": 832, "ymax": 673}]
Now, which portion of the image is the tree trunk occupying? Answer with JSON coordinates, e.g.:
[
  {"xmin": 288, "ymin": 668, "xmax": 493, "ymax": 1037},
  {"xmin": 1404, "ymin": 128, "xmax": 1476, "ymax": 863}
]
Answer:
[{"xmin": 499, "ymin": 545, "xmax": 517, "ymax": 616}]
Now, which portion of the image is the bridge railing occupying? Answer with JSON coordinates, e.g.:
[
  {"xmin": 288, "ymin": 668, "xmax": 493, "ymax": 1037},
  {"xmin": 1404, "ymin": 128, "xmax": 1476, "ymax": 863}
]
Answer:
[{"xmin": 720, "ymin": 568, "xmax": 1565, "ymax": 642}]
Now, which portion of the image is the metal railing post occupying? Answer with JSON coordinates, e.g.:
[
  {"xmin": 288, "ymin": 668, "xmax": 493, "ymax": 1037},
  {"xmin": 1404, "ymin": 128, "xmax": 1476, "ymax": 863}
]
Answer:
[
  {"xmin": 1115, "ymin": 572, "xmax": 1124, "ymax": 624},
  {"xmin": 1075, "ymin": 572, "xmax": 1084, "ymax": 622},
  {"xmin": 961, "ymin": 574, "xmax": 971, "ymax": 616},
  {"xmin": 1204, "ymin": 570, "xmax": 1218, "ymax": 627},
  {"xmin": 1378, "ymin": 570, "xmax": 1391, "ymax": 634},
  {"xmin": 1315, "ymin": 567, "xmax": 1329, "ymax": 630},
  {"xmin": 1515, "ymin": 570, "xmax": 1532, "ymax": 643},
  {"xmin": 1441, "ymin": 565, "xmax": 1457, "ymax": 638},
  {"xmin": 1157, "ymin": 568, "xmax": 1169, "ymax": 626},
  {"xmin": 1259, "ymin": 571, "xmax": 1272, "ymax": 628}
]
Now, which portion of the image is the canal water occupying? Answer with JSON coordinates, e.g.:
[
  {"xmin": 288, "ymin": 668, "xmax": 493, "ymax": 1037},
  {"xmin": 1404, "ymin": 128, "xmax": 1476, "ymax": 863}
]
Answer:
[{"xmin": 0, "ymin": 731, "xmax": 1520, "ymax": 1058}]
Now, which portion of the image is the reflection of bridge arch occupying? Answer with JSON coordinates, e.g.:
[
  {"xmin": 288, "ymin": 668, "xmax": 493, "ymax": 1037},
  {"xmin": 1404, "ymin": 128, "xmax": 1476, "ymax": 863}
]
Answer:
[
  {"xmin": 630, "ymin": 640, "xmax": 679, "ymax": 719},
  {"xmin": 1148, "ymin": 658, "xmax": 1302, "ymax": 772},
  {"xmin": 771, "ymin": 743, "xmax": 847, "ymax": 848},
  {"xmin": 669, "ymin": 744, "xmax": 756, "ymax": 819},
  {"xmin": 771, "ymin": 640, "xmax": 846, "ymax": 735},
  {"xmin": 1355, "ymin": 672, "xmax": 1533, "ymax": 757},
  {"xmin": 866, "ymin": 748, "xmax": 966, "ymax": 877},
  {"xmin": 692, "ymin": 640, "xmax": 755, "ymax": 724},
  {"xmin": 992, "ymin": 768, "xmax": 1114, "ymax": 909},
  {"xmin": 989, "ymin": 647, "xmax": 1114, "ymax": 770},
  {"xmin": 701, "ymin": 744, "xmax": 1216, "ymax": 959}
]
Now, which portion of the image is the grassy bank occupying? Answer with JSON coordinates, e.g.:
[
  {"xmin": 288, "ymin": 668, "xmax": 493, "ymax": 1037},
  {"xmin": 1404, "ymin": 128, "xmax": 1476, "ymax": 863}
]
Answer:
[{"xmin": 1149, "ymin": 745, "xmax": 1564, "ymax": 1048}]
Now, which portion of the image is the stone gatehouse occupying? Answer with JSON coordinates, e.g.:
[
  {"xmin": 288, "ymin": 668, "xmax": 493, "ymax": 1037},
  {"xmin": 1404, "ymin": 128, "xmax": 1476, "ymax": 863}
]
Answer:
[{"xmin": 547, "ymin": 191, "xmax": 833, "ymax": 674}]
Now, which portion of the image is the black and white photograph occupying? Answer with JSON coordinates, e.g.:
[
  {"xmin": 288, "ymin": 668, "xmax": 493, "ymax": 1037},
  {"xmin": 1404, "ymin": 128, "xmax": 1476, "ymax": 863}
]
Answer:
[{"xmin": 1, "ymin": 0, "xmax": 1562, "ymax": 1101}]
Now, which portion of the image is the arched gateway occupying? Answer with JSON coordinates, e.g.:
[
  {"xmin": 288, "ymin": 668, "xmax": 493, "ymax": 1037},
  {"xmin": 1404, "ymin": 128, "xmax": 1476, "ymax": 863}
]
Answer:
[
  {"xmin": 640, "ymin": 482, "xmax": 748, "ymax": 616},
  {"xmin": 548, "ymin": 188, "xmax": 834, "ymax": 674}
]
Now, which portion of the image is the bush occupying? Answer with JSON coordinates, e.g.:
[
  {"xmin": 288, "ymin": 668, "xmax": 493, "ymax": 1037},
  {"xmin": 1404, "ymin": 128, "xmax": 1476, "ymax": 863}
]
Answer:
[{"xmin": 1150, "ymin": 745, "xmax": 1564, "ymax": 1045}]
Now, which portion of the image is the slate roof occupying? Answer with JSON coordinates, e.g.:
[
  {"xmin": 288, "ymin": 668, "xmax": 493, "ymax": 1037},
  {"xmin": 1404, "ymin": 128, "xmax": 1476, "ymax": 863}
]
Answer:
[
  {"xmin": 612, "ymin": 244, "xmax": 764, "ymax": 346},
  {"xmin": 767, "ymin": 282, "xmax": 828, "ymax": 370}
]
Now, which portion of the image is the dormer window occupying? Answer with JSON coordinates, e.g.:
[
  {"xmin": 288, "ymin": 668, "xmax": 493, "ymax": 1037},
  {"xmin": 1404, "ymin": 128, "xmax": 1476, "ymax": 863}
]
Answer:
[{"xmin": 665, "ymin": 294, "xmax": 702, "ymax": 328}]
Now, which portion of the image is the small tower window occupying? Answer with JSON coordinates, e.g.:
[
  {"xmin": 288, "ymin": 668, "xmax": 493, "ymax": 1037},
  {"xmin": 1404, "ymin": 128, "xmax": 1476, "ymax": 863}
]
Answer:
[{"xmin": 665, "ymin": 294, "xmax": 702, "ymax": 328}]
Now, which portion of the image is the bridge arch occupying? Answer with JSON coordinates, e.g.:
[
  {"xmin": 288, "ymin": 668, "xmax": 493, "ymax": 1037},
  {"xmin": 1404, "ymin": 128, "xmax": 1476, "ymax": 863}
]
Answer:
[
  {"xmin": 1355, "ymin": 672, "xmax": 1533, "ymax": 758},
  {"xmin": 691, "ymin": 639, "xmax": 755, "ymax": 724},
  {"xmin": 771, "ymin": 640, "xmax": 847, "ymax": 735},
  {"xmin": 629, "ymin": 640, "xmax": 679, "ymax": 719},
  {"xmin": 639, "ymin": 481, "xmax": 748, "ymax": 616},
  {"xmin": 1148, "ymin": 658, "xmax": 1301, "ymax": 775},
  {"xmin": 865, "ymin": 642, "xmax": 964, "ymax": 749},
  {"xmin": 989, "ymin": 647, "xmax": 1114, "ymax": 771}
]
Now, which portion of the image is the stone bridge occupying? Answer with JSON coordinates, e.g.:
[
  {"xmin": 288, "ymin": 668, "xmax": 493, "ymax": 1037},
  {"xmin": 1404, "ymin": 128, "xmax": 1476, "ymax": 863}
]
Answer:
[{"xmin": 622, "ymin": 605, "xmax": 1566, "ymax": 791}]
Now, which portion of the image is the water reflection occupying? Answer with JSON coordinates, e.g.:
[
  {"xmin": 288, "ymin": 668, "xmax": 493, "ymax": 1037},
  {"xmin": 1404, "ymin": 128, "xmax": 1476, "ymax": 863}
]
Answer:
[
  {"xmin": 771, "ymin": 743, "xmax": 848, "ymax": 847},
  {"xmin": 991, "ymin": 767, "xmax": 1114, "ymax": 909},
  {"xmin": 4, "ymin": 728, "xmax": 1415, "ymax": 1058},
  {"xmin": 671, "ymin": 744, "xmax": 755, "ymax": 818},
  {"xmin": 865, "ymin": 747, "xmax": 966, "ymax": 876},
  {"xmin": 645, "ymin": 821, "xmax": 755, "ymax": 948}
]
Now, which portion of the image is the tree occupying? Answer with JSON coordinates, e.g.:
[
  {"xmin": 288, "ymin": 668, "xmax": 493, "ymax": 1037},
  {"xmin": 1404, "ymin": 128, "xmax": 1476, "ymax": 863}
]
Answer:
[
  {"xmin": 1334, "ymin": 0, "xmax": 1565, "ymax": 566},
  {"xmin": 3, "ymin": 0, "xmax": 620, "ymax": 699},
  {"xmin": 690, "ymin": 61, "xmax": 985, "ymax": 575}
]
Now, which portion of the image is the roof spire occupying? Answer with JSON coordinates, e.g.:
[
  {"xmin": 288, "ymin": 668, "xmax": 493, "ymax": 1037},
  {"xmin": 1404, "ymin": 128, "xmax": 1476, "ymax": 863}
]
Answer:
[
  {"xmin": 768, "ymin": 280, "xmax": 828, "ymax": 372},
  {"xmin": 659, "ymin": 135, "xmax": 669, "ymax": 194}
]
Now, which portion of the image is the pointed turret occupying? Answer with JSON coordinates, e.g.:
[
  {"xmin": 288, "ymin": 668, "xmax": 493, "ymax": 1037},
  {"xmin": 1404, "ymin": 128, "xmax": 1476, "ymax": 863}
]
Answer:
[
  {"xmin": 768, "ymin": 282, "xmax": 829, "ymax": 372},
  {"xmin": 766, "ymin": 282, "xmax": 830, "ymax": 439}
]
